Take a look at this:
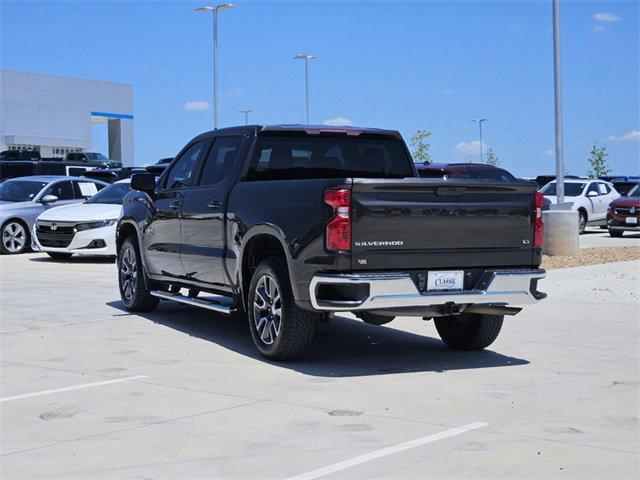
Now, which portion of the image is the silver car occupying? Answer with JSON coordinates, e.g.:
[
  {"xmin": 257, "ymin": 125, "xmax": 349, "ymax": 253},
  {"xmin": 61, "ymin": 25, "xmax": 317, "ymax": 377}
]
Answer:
[{"xmin": 0, "ymin": 176, "xmax": 108, "ymax": 254}]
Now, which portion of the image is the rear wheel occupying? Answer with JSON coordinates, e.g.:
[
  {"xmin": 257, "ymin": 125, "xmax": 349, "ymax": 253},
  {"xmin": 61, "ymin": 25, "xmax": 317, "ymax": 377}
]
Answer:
[
  {"xmin": 248, "ymin": 257, "xmax": 318, "ymax": 360},
  {"xmin": 1, "ymin": 220, "xmax": 29, "ymax": 254},
  {"xmin": 578, "ymin": 211, "xmax": 587, "ymax": 235},
  {"xmin": 46, "ymin": 252, "xmax": 73, "ymax": 260},
  {"xmin": 434, "ymin": 313, "xmax": 504, "ymax": 350},
  {"xmin": 608, "ymin": 229, "xmax": 624, "ymax": 237},
  {"xmin": 118, "ymin": 236, "xmax": 159, "ymax": 312}
]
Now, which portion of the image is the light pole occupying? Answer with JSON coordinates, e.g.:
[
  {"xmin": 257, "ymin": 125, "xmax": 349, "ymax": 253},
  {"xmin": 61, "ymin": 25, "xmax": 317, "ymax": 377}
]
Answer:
[
  {"xmin": 473, "ymin": 118, "xmax": 487, "ymax": 163},
  {"xmin": 294, "ymin": 54, "xmax": 316, "ymax": 124},
  {"xmin": 552, "ymin": 0, "xmax": 565, "ymax": 204},
  {"xmin": 195, "ymin": 4, "xmax": 236, "ymax": 129},
  {"xmin": 238, "ymin": 109, "xmax": 251, "ymax": 125}
]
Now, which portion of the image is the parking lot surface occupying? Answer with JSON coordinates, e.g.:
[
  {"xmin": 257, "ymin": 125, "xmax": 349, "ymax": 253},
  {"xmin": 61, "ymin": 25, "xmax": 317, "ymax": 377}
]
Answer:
[
  {"xmin": 580, "ymin": 226, "xmax": 640, "ymax": 248},
  {"xmin": 1, "ymin": 253, "xmax": 638, "ymax": 479}
]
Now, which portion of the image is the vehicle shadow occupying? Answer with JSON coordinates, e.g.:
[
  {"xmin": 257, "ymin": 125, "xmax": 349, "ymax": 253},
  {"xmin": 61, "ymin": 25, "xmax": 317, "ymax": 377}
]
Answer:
[
  {"xmin": 29, "ymin": 256, "xmax": 115, "ymax": 264},
  {"xmin": 107, "ymin": 300, "xmax": 529, "ymax": 377}
]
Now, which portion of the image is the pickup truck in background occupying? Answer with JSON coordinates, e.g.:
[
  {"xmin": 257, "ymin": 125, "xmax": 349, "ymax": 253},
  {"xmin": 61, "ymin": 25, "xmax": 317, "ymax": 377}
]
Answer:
[{"xmin": 117, "ymin": 125, "xmax": 546, "ymax": 360}]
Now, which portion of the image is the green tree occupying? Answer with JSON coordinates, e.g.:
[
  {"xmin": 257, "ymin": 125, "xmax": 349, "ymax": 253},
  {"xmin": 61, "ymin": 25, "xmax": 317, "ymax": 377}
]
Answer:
[
  {"xmin": 410, "ymin": 130, "xmax": 433, "ymax": 163},
  {"xmin": 586, "ymin": 143, "xmax": 611, "ymax": 178},
  {"xmin": 485, "ymin": 148, "xmax": 499, "ymax": 166}
]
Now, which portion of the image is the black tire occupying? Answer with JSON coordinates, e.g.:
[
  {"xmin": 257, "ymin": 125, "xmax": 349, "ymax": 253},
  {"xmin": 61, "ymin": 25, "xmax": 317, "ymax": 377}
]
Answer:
[
  {"xmin": 247, "ymin": 257, "xmax": 318, "ymax": 360},
  {"xmin": 608, "ymin": 229, "xmax": 624, "ymax": 237},
  {"xmin": 46, "ymin": 252, "xmax": 73, "ymax": 260},
  {"xmin": 578, "ymin": 211, "xmax": 587, "ymax": 235},
  {"xmin": 357, "ymin": 312, "xmax": 395, "ymax": 326},
  {"xmin": 0, "ymin": 219, "xmax": 30, "ymax": 255},
  {"xmin": 434, "ymin": 313, "xmax": 504, "ymax": 350},
  {"xmin": 118, "ymin": 236, "xmax": 159, "ymax": 312}
]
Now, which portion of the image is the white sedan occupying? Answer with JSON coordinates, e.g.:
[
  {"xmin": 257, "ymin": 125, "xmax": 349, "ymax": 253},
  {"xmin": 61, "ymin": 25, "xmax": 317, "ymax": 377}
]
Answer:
[
  {"xmin": 33, "ymin": 179, "xmax": 131, "ymax": 259},
  {"xmin": 540, "ymin": 179, "xmax": 620, "ymax": 234}
]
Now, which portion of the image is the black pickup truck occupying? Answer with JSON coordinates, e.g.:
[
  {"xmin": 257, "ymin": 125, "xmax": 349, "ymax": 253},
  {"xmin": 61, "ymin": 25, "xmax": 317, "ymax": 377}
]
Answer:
[{"xmin": 117, "ymin": 125, "xmax": 546, "ymax": 360}]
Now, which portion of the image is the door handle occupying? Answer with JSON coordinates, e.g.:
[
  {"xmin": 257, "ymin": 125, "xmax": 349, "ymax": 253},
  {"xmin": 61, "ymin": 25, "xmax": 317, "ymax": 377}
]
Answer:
[
  {"xmin": 169, "ymin": 201, "xmax": 181, "ymax": 210},
  {"xmin": 208, "ymin": 199, "xmax": 223, "ymax": 209}
]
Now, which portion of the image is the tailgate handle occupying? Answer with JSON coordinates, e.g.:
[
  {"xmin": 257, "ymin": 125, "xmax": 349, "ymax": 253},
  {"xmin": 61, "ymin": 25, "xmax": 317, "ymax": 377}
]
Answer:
[{"xmin": 436, "ymin": 187, "xmax": 466, "ymax": 196}]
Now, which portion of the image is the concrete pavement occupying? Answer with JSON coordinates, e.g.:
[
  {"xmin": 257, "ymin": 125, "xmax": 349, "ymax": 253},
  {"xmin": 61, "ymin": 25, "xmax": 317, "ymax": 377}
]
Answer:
[{"xmin": 0, "ymin": 253, "xmax": 638, "ymax": 479}]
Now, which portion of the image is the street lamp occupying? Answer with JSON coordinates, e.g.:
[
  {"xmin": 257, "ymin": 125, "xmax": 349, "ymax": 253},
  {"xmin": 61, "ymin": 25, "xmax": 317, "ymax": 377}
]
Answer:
[
  {"xmin": 293, "ymin": 54, "xmax": 316, "ymax": 124},
  {"xmin": 195, "ymin": 4, "xmax": 236, "ymax": 129},
  {"xmin": 473, "ymin": 118, "xmax": 487, "ymax": 163},
  {"xmin": 552, "ymin": 0, "xmax": 565, "ymax": 204},
  {"xmin": 238, "ymin": 109, "xmax": 252, "ymax": 125}
]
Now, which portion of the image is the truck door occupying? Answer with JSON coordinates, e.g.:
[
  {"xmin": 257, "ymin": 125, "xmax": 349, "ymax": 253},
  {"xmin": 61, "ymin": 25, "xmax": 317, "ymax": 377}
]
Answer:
[
  {"xmin": 180, "ymin": 135, "xmax": 243, "ymax": 287},
  {"xmin": 143, "ymin": 140, "xmax": 208, "ymax": 279}
]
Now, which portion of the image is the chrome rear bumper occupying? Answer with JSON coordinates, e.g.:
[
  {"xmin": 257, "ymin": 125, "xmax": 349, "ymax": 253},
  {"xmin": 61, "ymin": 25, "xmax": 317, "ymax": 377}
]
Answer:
[{"xmin": 309, "ymin": 269, "xmax": 546, "ymax": 312}]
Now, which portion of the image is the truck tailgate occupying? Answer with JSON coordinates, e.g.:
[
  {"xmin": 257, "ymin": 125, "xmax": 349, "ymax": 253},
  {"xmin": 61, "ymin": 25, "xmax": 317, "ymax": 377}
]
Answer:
[{"xmin": 350, "ymin": 178, "xmax": 539, "ymax": 270}]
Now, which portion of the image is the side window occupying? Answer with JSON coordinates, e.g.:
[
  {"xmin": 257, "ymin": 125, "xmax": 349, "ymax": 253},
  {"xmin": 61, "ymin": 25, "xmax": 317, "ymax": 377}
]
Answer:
[
  {"xmin": 598, "ymin": 183, "xmax": 610, "ymax": 194},
  {"xmin": 165, "ymin": 141, "xmax": 207, "ymax": 189},
  {"xmin": 74, "ymin": 181, "xmax": 102, "ymax": 199},
  {"xmin": 198, "ymin": 136, "xmax": 242, "ymax": 186},
  {"xmin": 587, "ymin": 183, "xmax": 600, "ymax": 196},
  {"xmin": 43, "ymin": 181, "xmax": 74, "ymax": 200}
]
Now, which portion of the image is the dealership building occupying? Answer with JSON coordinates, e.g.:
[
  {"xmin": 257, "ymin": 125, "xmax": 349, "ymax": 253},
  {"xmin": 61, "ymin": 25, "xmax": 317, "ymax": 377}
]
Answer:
[{"xmin": 0, "ymin": 69, "xmax": 134, "ymax": 165}]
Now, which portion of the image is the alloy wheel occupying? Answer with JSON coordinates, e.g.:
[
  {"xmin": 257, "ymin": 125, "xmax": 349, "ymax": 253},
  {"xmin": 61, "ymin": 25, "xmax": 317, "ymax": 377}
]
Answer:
[
  {"xmin": 2, "ymin": 222, "xmax": 27, "ymax": 253},
  {"xmin": 120, "ymin": 246, "xmax": 137, "ymax": 300},
  {"xmin": 253, "ymin": 274, "xmax": 282, "ymax": 346}
]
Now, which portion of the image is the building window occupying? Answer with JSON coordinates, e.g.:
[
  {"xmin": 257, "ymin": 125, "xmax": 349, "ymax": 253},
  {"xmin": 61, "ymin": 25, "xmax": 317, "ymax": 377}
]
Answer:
[
  {"xmin": 6, "ymin": 144, "xmax": 40, "ymax": 152},
  {"xmin": 51, "ymin": 147, "xmax": 83, "ymax": 158}
]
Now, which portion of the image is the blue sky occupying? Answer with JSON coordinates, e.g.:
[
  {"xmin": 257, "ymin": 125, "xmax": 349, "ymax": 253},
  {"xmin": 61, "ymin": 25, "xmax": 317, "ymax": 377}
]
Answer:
[{"xmin": 2, "ymin": 0, "xmax": 638, "ymax": 176}]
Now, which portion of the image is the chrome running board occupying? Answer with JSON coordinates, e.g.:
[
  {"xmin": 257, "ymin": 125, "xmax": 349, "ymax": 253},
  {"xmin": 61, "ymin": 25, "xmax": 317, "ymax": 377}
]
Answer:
[{"xmin": 150, "ymin": 290, "xmax": 233, "ymax": 315}]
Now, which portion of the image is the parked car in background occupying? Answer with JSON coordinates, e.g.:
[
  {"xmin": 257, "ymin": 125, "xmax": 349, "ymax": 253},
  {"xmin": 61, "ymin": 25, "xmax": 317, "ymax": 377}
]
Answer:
[
  {"xmin": 1, "ymin": 157, "xmax": 96, "ymax": 182},
  {"xmin": 415, "ymin": 162, "xmax": 517, "ymax": 181},
  {"xmin": 65, "ymin": 152, "xmax": 122, "ymax": 168},
  {"xmin": 116, "ymin": 124, "xmax": 546, "ymax": 360},
  {"xmin": 0, "ymin": 150, "xmax": 41, "ymax": 161},
  {"xmin": 144, "ymin": 157, "xmax": 173, "ymax": 176},
  {"xmin": 34, "ymin": 179, "xmax": 131, "ymax": 259},
  {"xmin": 607, "ymin": 183, "xmax": 640, "ymax": 237},
  {"xmin": 610, "ymin": 177, "xmax": 640, "ymax": 197},
  {"xmin": 0, "ymin": 176, "xmax": 108, "ymax": 254},
  {"xmin": 540, "ymin": 179, "xmax": 620, "ymax": 234},
  {"xmin": 534, "ymin": 175, "xmax": 583, "ymax": 189},
  {"xmin": 82, "ymin": 167, "xmax": 147, "ymax": 184}
]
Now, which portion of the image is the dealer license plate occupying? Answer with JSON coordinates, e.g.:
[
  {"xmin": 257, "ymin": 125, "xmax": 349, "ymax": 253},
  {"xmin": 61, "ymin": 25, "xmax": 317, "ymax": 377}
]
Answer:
[
  {"xmin": 427, "ymin": 270, "xmax": 464, "ymax": 291},
  {"xmin": 625, "ymin": 217, "xmax": 638, "ymax": 224}
]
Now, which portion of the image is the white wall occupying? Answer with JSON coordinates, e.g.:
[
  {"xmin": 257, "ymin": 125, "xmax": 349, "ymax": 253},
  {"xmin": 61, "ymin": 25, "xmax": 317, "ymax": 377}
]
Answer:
[{"xmin": 0, "ymin": 70, "xmax": 134, "ymax": 165}]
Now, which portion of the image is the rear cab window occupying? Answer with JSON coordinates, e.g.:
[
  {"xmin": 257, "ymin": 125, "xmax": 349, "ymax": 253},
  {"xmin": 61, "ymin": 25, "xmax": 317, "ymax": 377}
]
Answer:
[{"xmin": 247, "ymin": 133, "xmax": 414, "ymax": 181}]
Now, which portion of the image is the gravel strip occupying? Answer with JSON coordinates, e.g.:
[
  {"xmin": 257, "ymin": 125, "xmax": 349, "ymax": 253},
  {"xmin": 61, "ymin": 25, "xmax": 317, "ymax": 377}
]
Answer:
[{"xmin": 542, "ymin": 246, "xmax": 640, "ymax": 269}]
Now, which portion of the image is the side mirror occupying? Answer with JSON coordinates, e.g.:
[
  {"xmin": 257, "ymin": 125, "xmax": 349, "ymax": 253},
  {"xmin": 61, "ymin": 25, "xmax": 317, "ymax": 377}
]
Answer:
[
  {"xmin": 587, "ymin": 190, "xmax": 598, "ymax": 197},
  {"xmin": 40, "ymin": 194, "xmax": 59, "ymax": 205},
  {"xmin": 131, "ymin": 173, "xmax": 156, "ymax": 193}
]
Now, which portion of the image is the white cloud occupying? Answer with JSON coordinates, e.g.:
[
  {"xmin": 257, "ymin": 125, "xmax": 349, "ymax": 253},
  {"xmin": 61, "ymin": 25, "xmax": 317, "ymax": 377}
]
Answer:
[
  {"xmin": 184, "ymin": 101, "xmax": 210, "ymax": 110},
  {"xmin": 441, "ymin": 88, "xmax": 453, "ymax": 95},
  {"xmin": 545, "ymin": 149, "xmax": 555, "ymax": 157},
  {"xmin": 508, "ymin": 22, "xmax": 526, "ymax": 31},
  {"xmin": 323, "ymin": 117, "xmax": 354, "ymax": 126},
  {"xmin": 607, "ymin": 130, "xmax": 640, "ymax": 142},
  {"xmin": 592, "ymin": 25, "xmax": 606, "ymax": 33},
  {"xmin": 594, "ymin": 12, "xmax": 620, "ymax": 22},
  {"xmin": 226, "ymin": 87, "xmax": 245, "ymax": 97},
  {"xmin": 452, "ymin": 140, "xmax": 486, "ymax": 156}
]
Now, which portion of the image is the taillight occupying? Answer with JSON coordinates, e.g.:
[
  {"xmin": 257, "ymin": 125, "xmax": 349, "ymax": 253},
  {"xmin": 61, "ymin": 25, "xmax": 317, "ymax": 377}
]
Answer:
[
  {"xmin": 325, "ymin": 188, "xmax": 351, "ymax": 252},
  {"xmin": 534, "ymin": 191, "xmax": 544, "ymax": 248}
]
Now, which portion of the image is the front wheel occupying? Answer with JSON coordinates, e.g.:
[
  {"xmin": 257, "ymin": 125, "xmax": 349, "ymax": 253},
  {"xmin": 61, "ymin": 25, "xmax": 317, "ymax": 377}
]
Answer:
[
  {"xmin": 1, "ymin": 220, "xmax": 29, "ymax": 254},
  {"xmin": 608, "ymin": 229, "xmax": 624, "ymax": 237},
  {"xmin": 248, "ymin": 257, "xmax": 319, "ymax": 360},
  {"xmin": 434, "ymin": 313, "xmax": 504, "ymax": 350},
  {"xmin": 118, "ymin": 237, "xmax": 159, "ymax": 312}
]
